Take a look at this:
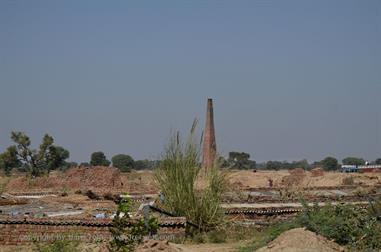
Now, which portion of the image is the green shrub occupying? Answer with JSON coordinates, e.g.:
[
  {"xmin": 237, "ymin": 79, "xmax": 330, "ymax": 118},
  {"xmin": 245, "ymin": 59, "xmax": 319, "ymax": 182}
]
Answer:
[
  {"xmin": 154, "ymin": 120, "xmax": 227, "ymax": 232},
  {"xmin": 109, "ymin": 194, "xmax": 159, "ymax": 252},
  {"xmin": 299, "ymin": 201, "xmax": 381, "ymax": 250}
]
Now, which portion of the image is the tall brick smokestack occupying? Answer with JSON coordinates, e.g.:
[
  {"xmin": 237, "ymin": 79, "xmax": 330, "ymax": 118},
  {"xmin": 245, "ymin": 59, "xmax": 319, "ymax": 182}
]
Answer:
[{"xmin": 202, "ymin": 98, "xmax": 217, "ymax": 169}]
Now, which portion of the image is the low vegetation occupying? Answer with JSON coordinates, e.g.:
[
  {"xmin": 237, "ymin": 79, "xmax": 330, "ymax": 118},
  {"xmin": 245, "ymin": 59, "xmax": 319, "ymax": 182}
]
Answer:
[
  {"xmin": 299, "ymin": 200, "xmax": 381, "ymax": 251},
  {"xmin": 239, "ymin": 220, "xmax": 301, "ymax": 252},
  {"xmin": 154, "ymin": 120, "xmax": 227, "ymax": 232},
  {"xmin": 241, "ymin": 199, "xmax": 381, "ymax": 251},
  {"xmin": 0, "ymin": 132, "xmax": 70, "ymax": 176},
  {"xmin": 108, "ymin": 194, "xmax": 159, "ymax": 252},
  {"xmin": 111, "ymin": 154, "xmax": 134, "ymax": 172},
  {"xmin": 90, "ymin": 151, "xmax": 111, "ymax": 166}
]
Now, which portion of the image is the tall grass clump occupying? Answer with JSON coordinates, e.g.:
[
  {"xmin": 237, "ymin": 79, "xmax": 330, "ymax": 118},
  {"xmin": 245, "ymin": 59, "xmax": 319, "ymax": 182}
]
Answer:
[{"xmin": 154, "ymin": 120, "xmax": 227, "ymax": 232}]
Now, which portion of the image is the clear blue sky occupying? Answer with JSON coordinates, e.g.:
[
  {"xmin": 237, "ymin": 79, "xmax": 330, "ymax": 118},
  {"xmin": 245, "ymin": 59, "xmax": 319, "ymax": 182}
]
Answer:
[{"xmin": 0, "ymin": 0, "xmax": 380, "ymax": 163}]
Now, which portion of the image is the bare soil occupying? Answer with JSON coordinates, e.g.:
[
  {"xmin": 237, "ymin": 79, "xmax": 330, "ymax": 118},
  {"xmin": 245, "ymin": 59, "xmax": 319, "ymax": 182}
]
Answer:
[
  {"xmin": 2, "ymin": 168, "xmax": 381, "ymax": 195},
  {"xmin": 228, "ymin": 169, "xmax": 381, "ymax": 189},
  {"xmin": 256, "ymin": 228, "xmax": 343, "ymax": 252}
]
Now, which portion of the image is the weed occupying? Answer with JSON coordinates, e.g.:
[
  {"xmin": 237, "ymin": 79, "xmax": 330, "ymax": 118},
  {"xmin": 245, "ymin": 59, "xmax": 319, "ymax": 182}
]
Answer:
[{"xmin": 154, "ymin": 120, "xmax": 227, "ymax": 233}]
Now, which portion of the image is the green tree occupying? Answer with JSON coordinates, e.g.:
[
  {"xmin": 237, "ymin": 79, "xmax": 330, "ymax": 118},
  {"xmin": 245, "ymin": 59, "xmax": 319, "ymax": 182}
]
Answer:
[
  {"xmin": 320, "ymin": 156, "xmax": 339, "ymax": 171},
  {"xmin": 375, "ymin": 158, "xmax": 381, "ymax": 165},
  {"xmin": 227, "ymin": 152, "xmax": 256, "ymax": 169},
  {"xmin": 342, "ymin": 157, "xmax": 365, "ymax": 166},
  {"xmin": 134, "ymin": 160, "xmax": 160, "ymax": 170},
  {"xmin": 0, "ymin": 146, "xmax": 21, "ymax": 175},
  {"xmin": 90, "ymin": 151, "xmax": 110, "ymax": 166},
  {"xmin": 112, "ymin": 154, "xmax": 134, "ymax": 172},
  {"xmin": 10, "ymin": 132, "xmax": 69, "ymax": 176},
  {"xmin": 265, "ymin": 161, "xmax": 282, "ymax": 170}
]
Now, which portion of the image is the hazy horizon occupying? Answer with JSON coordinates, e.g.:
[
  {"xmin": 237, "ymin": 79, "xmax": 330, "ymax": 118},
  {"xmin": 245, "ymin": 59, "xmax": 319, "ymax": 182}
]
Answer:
[{"xmin": 1, "ymin": 1, "xmax": 380, "ymax": 163}]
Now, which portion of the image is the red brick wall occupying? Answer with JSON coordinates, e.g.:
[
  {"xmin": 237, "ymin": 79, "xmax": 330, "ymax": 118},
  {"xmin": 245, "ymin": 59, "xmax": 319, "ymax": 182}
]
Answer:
[
  {"xmin": 0, "ymin": 223, "xmax": 111, "ymax": 245},
  {"xmin": 0, "ymin": 218, "xmax": 186, "ymax": 245}
]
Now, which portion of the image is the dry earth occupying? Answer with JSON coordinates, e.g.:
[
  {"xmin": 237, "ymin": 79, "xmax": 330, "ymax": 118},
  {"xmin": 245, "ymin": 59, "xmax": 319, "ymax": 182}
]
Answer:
[
  {"xmin": 256, "ymin": 228, "xmax": 343, "ymax": 252},
  {"xmin": 1, "ymin": 167, "xmax": 381, "ymax": 195}
]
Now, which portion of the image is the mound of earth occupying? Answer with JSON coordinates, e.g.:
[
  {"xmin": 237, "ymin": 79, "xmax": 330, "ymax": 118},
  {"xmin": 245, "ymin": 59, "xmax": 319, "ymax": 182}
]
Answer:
[
  {"xmin": 311, "ymin": 168, "xmax": 324, "ymax": 177},
  {"xmin": 65, "ymin": 166, "xmax": 123, "ymax": 190},
  {"xmin": 137, "ymin": 240, "xmax": 179, "ymax": 252},
  {"xmin": 281, "ymin": 168, "xmax": 306, "ymax": 187},
  {"xmin": 256, "ymin": 228, "xmax": 343, "ymax": 252},
  {"xmin": 5, "ymin": 166, "xmax": 123, "ymax": 193}
]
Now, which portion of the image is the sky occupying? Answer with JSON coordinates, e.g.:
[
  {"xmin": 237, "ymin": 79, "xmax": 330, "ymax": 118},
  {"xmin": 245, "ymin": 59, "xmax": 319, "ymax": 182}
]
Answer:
[{"xmin": 0, "ymin": 0, "xmax": 380, "ymax": 163}]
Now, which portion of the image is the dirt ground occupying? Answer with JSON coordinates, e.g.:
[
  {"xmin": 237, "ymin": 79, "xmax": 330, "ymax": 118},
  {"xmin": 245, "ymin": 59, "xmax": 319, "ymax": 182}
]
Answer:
[
  {"xmin": 1, "ymin": 168, "xmax": 381, "ymax": 195},
  {"xmin": 256, "ymin": 228, "xmax": 343, "ymax": 252},
  {"xmin": 228, "ymin": 169, "xmax": 381, "ymax": 189},
  {"xmin": 3, "ymin": 167, "xmax": 157, "ymax": 194},
  {"xmin": 0, "ymin": 241, "xmax": 243, "ymax": 252}
]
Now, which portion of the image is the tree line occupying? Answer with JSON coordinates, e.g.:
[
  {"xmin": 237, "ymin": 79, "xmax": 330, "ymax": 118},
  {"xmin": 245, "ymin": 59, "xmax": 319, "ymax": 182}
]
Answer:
[
  {"xmin": 1, "ymin": 131, "xmax": 380, "ymax": 176},
  {"xmin": 0, "ymin": 132, "xmax": 158, "ymax": 176},
  {"xmin": 219, "ymin": 152, "xmax": 381, "ymax": 171}
]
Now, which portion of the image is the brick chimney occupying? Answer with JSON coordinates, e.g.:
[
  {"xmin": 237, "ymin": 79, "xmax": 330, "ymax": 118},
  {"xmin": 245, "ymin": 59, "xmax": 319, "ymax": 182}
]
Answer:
[{"xmin": 202, "ymin": 98, "xmax": 217, "ymax": 169}]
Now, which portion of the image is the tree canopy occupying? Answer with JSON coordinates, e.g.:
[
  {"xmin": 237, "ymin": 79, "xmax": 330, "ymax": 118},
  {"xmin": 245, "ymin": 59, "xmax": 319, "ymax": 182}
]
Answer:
[
  {"xmin": 0, "ymin": 131, "xmax": 70, "ymax": 176},
  {"xmin": 112, "ymin": 154, "xmax": 134, "ymax": 172},
  {"xmin": 90, "ymin": 151, "xmax": 110, "ymax": 166},
  {"xmin": 225, "ymin": 151, "xmax": 256, "ymax": 169},
  {"xmin": 342, "ymin": 157, "xmax": 365, "ymax": 166},
  {"xmin": 320, "ymin": 156, "xmax": 339, "ymax": 171}
]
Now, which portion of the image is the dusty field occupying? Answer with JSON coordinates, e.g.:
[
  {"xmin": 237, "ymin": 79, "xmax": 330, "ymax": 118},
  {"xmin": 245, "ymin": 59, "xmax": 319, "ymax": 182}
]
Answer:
[
  {"xmin": 3, "ymin": 167, "xmax": 157, "ymax": 194},
  {"xmin": 0, "ymin": 241, "xmax": 242, "ymax": 252},
  {"xmin": 228, "ymin": 169, "xmax": 381, "ymax": 189},
  {"xmin": 1, "ymin": 168, "xmax": 381, "ymax": 195}
]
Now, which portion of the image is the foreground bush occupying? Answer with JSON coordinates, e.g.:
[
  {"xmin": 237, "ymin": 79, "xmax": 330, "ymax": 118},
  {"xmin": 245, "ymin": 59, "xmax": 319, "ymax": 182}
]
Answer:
[
  {"xmin": 299, "ymin": 200, "xmax": 381, "ymax": 251},
  {"xmin": 109, "ymin": 194, "xmax": 159, "ymax": 252},
  {"xmin": 241, "ymin": 199, "xmax": 381, "ymax": 252},
  {"xmin": 154, "ymin": 120, "xmax": 227, "ymax": 232}
]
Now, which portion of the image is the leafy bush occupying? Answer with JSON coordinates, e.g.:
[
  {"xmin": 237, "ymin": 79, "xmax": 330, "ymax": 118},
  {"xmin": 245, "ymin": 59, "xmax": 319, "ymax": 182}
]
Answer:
[
  {"xmin": 299, "ymin": 201, "xmax": 381, "ymax": 250},
  {"xmin": 154, "ymin": 120, "xmax": 227, "ymax": 232},
  {"xmin": 109, "ymin": 194, "xmax": 159, "ymax": 252}
]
